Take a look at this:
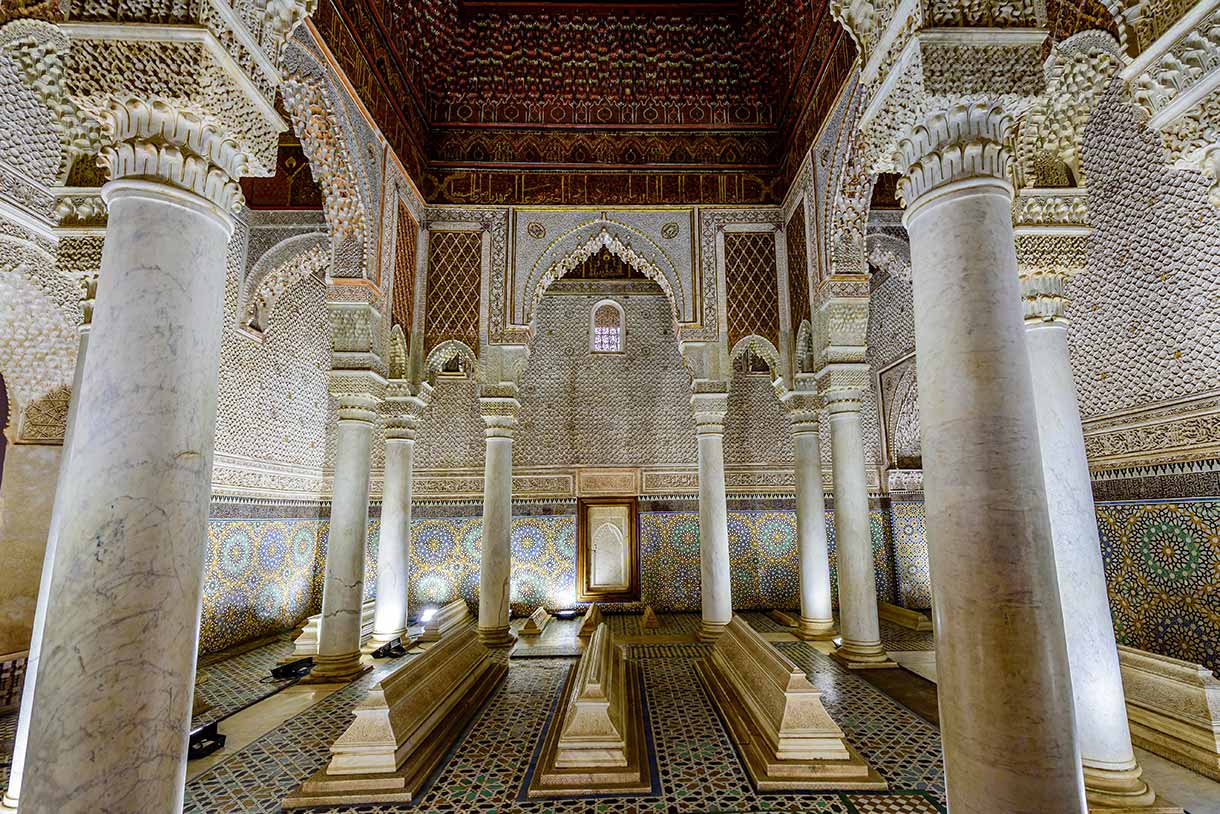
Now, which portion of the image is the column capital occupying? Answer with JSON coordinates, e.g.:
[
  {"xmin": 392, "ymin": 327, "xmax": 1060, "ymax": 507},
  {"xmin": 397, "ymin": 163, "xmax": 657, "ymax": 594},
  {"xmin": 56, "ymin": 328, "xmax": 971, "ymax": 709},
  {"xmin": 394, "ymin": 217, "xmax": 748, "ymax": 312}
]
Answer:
[
  {"xmin": 479, "ymin": 396, "xmax": 520, "ymax": 438},
  {"xmin": 690, "ymin": 389, "xmax": 729, "ymax": 436},
  {"xmin": 0, "ymin": 17, "xmax": 291, "ymax": 199},
  {"xmin": 783, "ymin": 391, "xmax": 822, "ymax": 433},
  {"xmin": 382, "ymin": 382, "xmax": 428, "ymax": 441},
  {"xmin": 896, "ymin": 102, "xmax": 1015, "ymax": 210},
  {"xmin": 97, "ymin": 97, "xmax": 250, "ymax": 213},
  {"xmin": 817, "ymin": 362, "xmax": 870, "ymax": 416},
  {"xmin": 330, "ymin": 369, "xmax": 386, "ymax": 425}
]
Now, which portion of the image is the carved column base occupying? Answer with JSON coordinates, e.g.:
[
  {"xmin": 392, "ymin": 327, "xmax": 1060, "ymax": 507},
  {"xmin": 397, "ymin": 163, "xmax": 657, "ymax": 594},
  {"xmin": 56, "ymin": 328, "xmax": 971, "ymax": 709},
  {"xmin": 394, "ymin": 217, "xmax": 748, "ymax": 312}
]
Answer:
[
  {"xmin": 698, "ymin": 620, "xmax": 728, "ymax": 643},
  {"xmin": 1084, "ymin": 764, "xmax": 1179, "ymax": 813},
  {"xmin": 304, "ymin": 651, "xmax": 370, "ymax": 684},
  {"xmin": 794, "ymin": 617, "xmax": 838, "ymax": 641},
  {"xmin": 830, "ymin": 641, "xmax": 898, "ymax": 670},
  {"xmin": 478, "ymin": 625, "xmax": 517, "ymax": 649},
  {"xmin": 2, "ymin": 792, "xmax": 17, "ymax": 811}
]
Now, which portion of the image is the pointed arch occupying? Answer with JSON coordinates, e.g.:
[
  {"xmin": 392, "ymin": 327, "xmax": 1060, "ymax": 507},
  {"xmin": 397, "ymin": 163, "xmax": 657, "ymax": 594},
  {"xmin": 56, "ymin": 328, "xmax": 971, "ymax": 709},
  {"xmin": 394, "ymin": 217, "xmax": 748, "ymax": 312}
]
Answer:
[
  {"xmin": 523, "ymin": 221, "xmax": 685, "ymax": 329},
  {"xmin": 238, "ymin": 231, "xmax": 330, "ymax": 338}
]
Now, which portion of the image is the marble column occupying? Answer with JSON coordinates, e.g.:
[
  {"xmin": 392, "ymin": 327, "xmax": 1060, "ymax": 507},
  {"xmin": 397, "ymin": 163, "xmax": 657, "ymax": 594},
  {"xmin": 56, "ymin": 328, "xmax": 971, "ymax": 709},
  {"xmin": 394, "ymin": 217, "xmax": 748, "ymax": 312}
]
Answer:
[
  {"xmin": 824, "ymin": 384, "xmax": 894, "ymax": 668},
  {"xmin": 1023, "ymin": 271, "xmax": 1159, "ymax": 809},
  {"xmin": 692, "ymin": 391, "xmax": 732, "ymax": 642},
  {"xmin": 785, "ymin": 392, "xmax": 835, "ymax": 640},
  {"xmin": 897, "ymin": 102, "xmax": 1086, "ymax": 813},
  {"xmin": 3, "ymin": 279, "xmax": 94, "ymax": 811},
  {"xmin": 370, "ymin": 425, "xmax": 415, "ymax": 644},
  {"xmin": 371, "ymin": 388, "xmax": 426, "ymax": 644},
  {"xmin": 22, "ymin": 110, "xmax": 241, "ymax": 809},
  {"xmin": 478, "ymin": 395, "xmax": 518, "ymax": 647},
  {"xmin": 310, "ymin": 378, "xmax": 380, "ymax": 681}
]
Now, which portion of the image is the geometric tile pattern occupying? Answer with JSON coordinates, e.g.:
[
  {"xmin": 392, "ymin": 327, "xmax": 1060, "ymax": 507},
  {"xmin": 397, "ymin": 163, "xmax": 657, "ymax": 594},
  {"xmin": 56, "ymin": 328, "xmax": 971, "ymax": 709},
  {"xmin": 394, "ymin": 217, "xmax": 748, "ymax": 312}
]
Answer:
[
  {"xmin": 889, "ymin": 502, "xmax": 932, "ymax": 610},
  {"xmin": 201, "ymin": 518, "xmax": 326, "ymax": 654},
  {"xmin": 1097, "ymin": 497, "xmax": 1220, "ymax": 671},
  {"xmin": 183, "ymin": 616, "xmax": 947, "ymax": 813},
  {"xmin": 423, "ymin": 229, "xmax": 482, "ymax": 357},
  {"xmin": 193, "ymin": 634, "xmax": 299, "ymax": 730},
  {"xmin": 724, "ymin": 231, "xmax": 780, "ymax": 350},
  {"xmin": 410, "ymin": 515, "xmax": 575, "ymax": 616},
  {"xmin": 200, "ymin": 508, "xmax": 909, "ymax": 658},
  {"xmin": 641, "ymin": 509, "xmax": 896, "ymax": 612},
  {"xmin": 877, "ymin": 620, "xmax": 936, "ymax": 653}
]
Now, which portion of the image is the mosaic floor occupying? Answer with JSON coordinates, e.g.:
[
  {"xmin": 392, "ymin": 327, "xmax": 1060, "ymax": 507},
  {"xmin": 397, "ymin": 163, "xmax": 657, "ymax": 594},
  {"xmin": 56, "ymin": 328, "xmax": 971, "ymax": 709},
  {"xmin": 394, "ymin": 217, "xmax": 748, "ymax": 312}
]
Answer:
[
  {"xmin": 183, "ymin": 613, "xmax": 947, "ymax": 813},
  {"xmin": 194, "ymin": 633, "xmax": 299, "ymax": 729}
]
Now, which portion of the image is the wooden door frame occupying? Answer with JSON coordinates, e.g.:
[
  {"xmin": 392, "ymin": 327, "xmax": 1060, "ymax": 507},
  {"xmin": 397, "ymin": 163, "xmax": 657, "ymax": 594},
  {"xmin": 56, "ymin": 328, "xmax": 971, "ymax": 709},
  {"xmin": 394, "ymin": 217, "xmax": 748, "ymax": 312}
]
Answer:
[{"xmin": 576, "ymin": 496, "xmax": 641, "ymax": 603}]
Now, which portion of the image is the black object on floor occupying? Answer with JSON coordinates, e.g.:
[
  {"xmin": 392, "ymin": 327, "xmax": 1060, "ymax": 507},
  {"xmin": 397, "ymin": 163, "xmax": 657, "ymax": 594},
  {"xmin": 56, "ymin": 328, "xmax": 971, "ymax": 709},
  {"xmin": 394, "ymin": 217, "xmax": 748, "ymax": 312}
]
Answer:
[
  {"xmin": 270, "ymin": 656, "xmax": 313, "ymax": 680},
  {"xmin": 371, "ymin": 639, "xmax": 407, "ymax": 659},
  {"xmin": 187, "ymin": 721, "xmax": 226, "ymax": 759}
]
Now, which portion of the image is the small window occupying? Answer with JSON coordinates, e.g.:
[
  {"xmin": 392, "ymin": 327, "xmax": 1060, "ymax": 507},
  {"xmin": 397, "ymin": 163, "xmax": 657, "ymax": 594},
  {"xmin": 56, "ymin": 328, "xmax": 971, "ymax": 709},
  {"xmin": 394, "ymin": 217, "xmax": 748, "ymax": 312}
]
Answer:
[{"xmin": 590, "ymin": 300, "xmax": 624, "ymax": 353}]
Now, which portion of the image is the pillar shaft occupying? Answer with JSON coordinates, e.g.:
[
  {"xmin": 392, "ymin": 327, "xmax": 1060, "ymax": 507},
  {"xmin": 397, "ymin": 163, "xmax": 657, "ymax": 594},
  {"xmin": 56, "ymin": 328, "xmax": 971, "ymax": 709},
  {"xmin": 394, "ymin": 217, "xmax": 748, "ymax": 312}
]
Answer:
[
  {"xmin": 789, "ymin": 400, "xmax": 835, "ymax": 640},
  {"xmin": 371, "ymin": 434, "xmax": 413, "ymax": 643},
  {"xmin": 3, "ymin": 319, "xmax": 89, "ymax": 810},
  {"xmin": 898, "ymin": 102, "xmax": 1086, "ymax": 814},
  {"xmin": 23, "ymin": 178, "xmax": 232, "ymax": 813},
  {"xmin": 826, "ymin": 394, "xmax": 893, "ymax": 667},
  {"xmin": 478, "ymin": 397, "xmax": 517, "ymax": 647},
  {"xmin": 1027, "ymin": 314, "xmax": 1155, "ymax": 808},
  {"xmin": 692, "ymin": 391, "xmax": 731, "ymax": 642},
  {"xmin": 312, "ymin": 408, "xmax": 375, "ymax": 680}
]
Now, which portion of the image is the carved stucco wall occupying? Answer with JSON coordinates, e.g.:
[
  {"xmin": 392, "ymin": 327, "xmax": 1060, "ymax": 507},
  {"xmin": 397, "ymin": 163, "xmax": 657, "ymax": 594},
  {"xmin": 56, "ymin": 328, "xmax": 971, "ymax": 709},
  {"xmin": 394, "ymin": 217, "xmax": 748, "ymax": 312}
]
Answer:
[
  {"xmin": 1072, "ymin": 81, "xmax": 1220, "ymax": 418},
  {"xmin": 725, "ymin": 363, "xmax": 793, "ymax": 465},
  {"xmin": 516, "ymin": 290, "xmax": 697, "ymax": 467},
  {"xmin": 212, "ymin": 211, "xmax": 336, "ymax": 498},
  {"xmin": 0, "ymin": 47, "xmax": 59, "ymax": 186}
]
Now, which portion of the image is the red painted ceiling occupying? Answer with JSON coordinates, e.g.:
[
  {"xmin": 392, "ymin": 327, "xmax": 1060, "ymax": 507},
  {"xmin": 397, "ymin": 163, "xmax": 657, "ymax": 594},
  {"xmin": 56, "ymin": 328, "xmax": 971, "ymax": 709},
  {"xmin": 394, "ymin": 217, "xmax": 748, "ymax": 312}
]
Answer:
[{"xmin": 312, "ymin": 0, "xmax": 854, "ymax": 204}]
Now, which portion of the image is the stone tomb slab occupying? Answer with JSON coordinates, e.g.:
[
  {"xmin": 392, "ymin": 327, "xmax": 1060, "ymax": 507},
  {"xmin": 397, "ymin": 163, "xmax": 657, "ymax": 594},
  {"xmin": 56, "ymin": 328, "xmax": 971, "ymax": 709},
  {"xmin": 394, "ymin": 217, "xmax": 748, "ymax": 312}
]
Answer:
[
  {"xmin": 697, "ymin": 615, "xmax": 887, "ymax": 792},
  {"xmin": 526, "ymin": 630, "xmax": 654, "ymax": 797},
  {"xmin": 282, "ymin": 621, "xmax": 506, "ymax": 807}
]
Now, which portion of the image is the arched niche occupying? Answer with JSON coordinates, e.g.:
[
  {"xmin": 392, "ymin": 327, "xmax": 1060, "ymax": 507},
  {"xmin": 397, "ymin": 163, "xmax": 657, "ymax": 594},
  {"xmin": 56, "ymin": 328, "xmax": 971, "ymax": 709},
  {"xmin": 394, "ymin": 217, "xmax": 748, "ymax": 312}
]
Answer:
[
  {"xmin": 238, "ymin": 231, "xmax": 330, "ymax": 338},
  {"xmin": 521, "ymin": 221, "xmax": 686, "ymax": 331}
]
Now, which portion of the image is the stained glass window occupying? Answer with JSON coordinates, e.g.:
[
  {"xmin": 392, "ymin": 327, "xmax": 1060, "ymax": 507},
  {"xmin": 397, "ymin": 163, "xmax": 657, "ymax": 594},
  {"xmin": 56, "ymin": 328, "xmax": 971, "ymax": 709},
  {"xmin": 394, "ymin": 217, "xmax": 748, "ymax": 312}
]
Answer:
[{"xmin": 591, "ymin": 301, "xmax": 623, "ymax": 352}]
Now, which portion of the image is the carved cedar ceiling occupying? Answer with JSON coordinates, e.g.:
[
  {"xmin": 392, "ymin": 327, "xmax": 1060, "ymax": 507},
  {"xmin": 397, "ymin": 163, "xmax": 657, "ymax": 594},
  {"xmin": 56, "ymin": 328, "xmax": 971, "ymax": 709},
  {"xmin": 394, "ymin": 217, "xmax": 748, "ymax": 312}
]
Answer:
[{"xmin": 312, "ymin": 0, "xmax": 856, "ymax": 205}]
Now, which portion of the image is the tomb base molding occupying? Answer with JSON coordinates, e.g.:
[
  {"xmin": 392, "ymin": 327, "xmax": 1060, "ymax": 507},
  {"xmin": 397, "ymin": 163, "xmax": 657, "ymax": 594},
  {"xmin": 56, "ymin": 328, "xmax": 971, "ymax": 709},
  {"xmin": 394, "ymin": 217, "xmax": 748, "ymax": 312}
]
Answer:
[
  {"xmin": 1118, "ymin": 645, "xmax": 1220, "ymax": 783},
  {"xmin": 528, "ymin": 624, "xmax": 653, "ymax": 797}
]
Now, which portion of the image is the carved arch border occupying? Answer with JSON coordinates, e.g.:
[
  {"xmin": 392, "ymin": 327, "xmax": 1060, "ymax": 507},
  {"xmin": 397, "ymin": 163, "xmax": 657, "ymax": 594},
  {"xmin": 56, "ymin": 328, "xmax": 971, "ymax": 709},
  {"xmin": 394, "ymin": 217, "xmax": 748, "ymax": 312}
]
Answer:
[
  {"xmin": 281, "ymin": 31, "xmax": 378, "ymax": 283},
  {"xmin": 424, "ymin": 339, "xmax": 480, "ymax": 384},
  {"xmin": 522, "ymin": 220, "xmax": 686, "ymax": 330},
  {"xmin": 728, "ymin": 334, "xmax": 784, "ymax": 390},
  {"xmin": 238, "ymin": 231, "xmax": 330, "ymax": 337}
]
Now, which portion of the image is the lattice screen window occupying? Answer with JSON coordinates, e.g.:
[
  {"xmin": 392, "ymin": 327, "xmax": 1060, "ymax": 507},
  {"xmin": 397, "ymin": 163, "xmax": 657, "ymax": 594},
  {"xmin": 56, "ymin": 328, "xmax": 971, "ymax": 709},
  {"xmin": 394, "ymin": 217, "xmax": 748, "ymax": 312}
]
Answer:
[
  {"xmin": 423, "ymin": 230, "xmax": 482, "ymax": 356},
  {"xmin": 724, "ymin": 231, "xmax": 779, "ymax": 349},
  {"xmin": 785, "ymin": 206, "xmax": 811, "ymax": 349},
  {"xmin": 590, "ymin": 300, "xmax": 624, "ymax": 352},
  {"xmin": 391, "ymin": 201, "xmax": 418, "ymax": 338}
]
